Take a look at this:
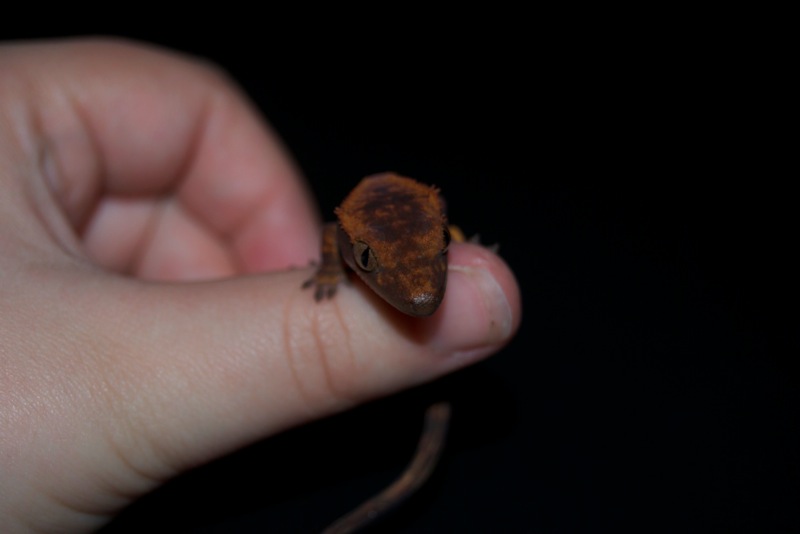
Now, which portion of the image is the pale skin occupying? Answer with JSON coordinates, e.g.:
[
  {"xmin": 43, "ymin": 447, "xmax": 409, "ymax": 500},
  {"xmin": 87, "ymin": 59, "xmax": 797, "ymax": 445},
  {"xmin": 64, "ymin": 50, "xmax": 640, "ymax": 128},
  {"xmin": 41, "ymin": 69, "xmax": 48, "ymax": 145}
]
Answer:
[{"xmin": 0, "ymin": 39, "xmax": 521, "ymax": 532}]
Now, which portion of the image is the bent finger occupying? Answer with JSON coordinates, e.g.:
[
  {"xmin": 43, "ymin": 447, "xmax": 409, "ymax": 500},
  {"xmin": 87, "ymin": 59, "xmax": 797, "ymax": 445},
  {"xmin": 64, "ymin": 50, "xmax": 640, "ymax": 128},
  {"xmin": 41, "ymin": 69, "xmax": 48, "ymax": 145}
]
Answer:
[{"xmin": 0, "ymin": 38, "xmax": 318, "ymax": 272}]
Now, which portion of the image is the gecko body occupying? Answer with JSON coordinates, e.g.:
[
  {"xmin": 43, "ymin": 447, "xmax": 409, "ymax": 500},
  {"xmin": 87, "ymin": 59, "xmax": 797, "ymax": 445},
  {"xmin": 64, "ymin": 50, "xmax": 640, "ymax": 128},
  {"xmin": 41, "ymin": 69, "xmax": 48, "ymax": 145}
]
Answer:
[{"xmin": 304, "ymin": 173, "xmax": 457, "ymax": 533}]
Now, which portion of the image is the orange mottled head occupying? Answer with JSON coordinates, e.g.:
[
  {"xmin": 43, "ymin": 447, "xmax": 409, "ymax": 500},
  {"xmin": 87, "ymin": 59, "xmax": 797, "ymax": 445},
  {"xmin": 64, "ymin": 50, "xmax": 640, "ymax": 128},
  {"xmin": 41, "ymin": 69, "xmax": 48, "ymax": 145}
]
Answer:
[{"xmin": 335, "ymin": 173, "xmax": 450, "ymax": 316}]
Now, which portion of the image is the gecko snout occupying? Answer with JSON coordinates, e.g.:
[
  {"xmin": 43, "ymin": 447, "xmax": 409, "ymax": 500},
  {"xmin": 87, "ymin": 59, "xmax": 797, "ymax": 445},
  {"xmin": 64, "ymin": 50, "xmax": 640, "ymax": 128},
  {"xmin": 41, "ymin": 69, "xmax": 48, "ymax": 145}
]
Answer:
[{"xmin": 404, "ymin": 291, "xmax": 443, "ymax": 317}]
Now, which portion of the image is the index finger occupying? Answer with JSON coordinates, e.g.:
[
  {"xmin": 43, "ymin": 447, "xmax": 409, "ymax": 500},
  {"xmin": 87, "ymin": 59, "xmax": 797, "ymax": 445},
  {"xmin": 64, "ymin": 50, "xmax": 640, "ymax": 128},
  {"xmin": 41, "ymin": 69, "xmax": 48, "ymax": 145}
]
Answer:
[{"xmin": 1, "ymin": 38, "xmax": 319, "ymax": 271}]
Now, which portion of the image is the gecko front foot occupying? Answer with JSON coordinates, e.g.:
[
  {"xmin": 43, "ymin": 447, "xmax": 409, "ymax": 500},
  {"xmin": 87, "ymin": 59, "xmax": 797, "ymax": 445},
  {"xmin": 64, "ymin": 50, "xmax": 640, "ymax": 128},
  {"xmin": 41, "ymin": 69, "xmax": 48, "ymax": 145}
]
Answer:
[
  {"xmin": 302, "ymin": 222, "xmax": 347, "ymax": 301},
  {"xmin": 302, "ymin": 270, "xmax": 343, "ymax": 301}
]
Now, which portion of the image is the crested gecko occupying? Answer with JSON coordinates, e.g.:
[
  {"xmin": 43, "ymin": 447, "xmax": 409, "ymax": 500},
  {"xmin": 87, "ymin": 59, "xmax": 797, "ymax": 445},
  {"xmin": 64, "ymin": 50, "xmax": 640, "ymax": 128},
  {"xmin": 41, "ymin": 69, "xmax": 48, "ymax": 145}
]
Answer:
[{"xmin": 304, "ymin": 172, "xmax": 461, "ymax": 533}]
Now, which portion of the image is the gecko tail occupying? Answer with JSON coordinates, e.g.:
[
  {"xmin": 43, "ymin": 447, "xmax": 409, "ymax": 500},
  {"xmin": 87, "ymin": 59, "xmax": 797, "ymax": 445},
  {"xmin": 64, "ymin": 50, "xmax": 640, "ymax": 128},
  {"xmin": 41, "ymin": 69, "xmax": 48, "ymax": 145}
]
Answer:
[{"xmin": 321, "ymin": 402, "xmax": 451, "ymax": 534}]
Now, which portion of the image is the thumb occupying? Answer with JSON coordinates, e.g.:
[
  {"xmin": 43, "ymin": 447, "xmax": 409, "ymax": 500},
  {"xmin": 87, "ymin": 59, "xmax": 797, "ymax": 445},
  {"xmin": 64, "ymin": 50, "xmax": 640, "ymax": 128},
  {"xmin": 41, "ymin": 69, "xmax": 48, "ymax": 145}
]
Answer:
[
  {"xmin": 4, "ymin": 242, "xmax": 518, "ymax": 530},
  {"xmin": 119, "ymin": 242, "xmax": 518, "ymax": 472}
]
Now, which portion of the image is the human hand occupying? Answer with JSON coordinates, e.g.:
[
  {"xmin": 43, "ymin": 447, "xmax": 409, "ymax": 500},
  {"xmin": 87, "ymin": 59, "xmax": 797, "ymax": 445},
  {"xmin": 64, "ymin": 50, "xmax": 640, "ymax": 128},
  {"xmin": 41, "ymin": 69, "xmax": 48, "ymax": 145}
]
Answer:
[{"xmin": 0, "ymin": 38, "xmax": 520, "ymax": 532}]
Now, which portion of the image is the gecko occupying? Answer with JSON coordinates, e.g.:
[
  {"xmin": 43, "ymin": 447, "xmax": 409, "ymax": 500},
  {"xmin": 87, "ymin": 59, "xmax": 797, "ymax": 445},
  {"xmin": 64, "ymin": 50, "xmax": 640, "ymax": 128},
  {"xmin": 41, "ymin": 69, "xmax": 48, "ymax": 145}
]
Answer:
[{"xmin": 303, "ymin": 172, "xmax": 462, "ymax": 533}]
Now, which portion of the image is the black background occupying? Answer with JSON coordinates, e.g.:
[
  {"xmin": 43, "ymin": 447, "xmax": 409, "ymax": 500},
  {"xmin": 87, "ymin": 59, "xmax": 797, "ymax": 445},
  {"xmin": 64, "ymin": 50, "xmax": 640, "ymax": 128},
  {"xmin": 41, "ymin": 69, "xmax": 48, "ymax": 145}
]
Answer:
[{"xmin": 4, "ymin": 23, "xmax": 797, "ymax": 533}]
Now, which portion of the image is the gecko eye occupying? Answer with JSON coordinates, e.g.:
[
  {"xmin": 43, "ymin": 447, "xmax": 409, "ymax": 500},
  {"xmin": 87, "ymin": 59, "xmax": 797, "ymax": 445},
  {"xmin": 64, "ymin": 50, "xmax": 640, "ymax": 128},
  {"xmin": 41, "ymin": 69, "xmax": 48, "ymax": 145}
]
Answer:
[
  {"xmin": 442, "ymin": 225, "xmax": 451, "ymax": 253},
  {"xmin": 353, "ymin": 241, "xmax": 378, "ymax": 272}
]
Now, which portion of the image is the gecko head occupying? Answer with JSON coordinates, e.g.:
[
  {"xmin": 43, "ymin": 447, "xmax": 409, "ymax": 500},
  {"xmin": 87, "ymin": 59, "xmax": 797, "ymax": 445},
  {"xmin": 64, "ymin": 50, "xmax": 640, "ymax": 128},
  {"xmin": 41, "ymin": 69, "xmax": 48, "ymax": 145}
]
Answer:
[{"xmin": 335, "ymin": 174, "xmax": 452, "ymax": 318}]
